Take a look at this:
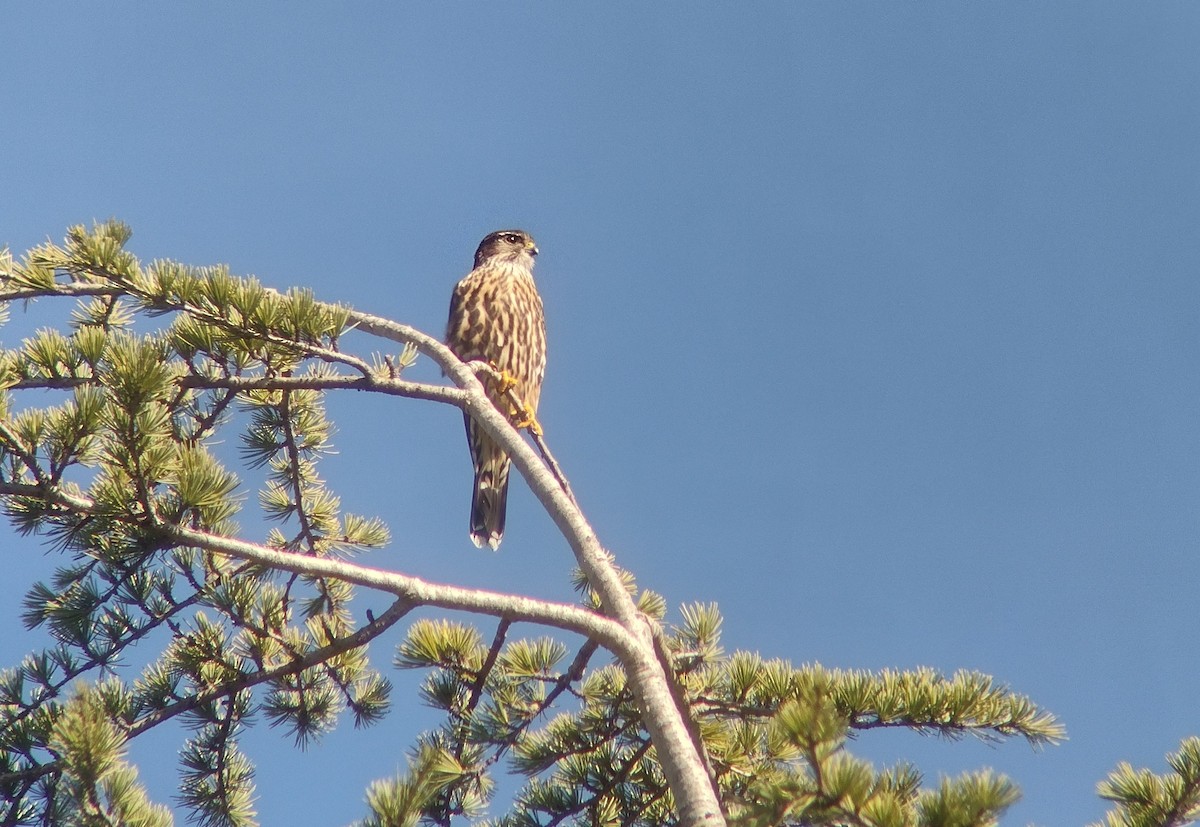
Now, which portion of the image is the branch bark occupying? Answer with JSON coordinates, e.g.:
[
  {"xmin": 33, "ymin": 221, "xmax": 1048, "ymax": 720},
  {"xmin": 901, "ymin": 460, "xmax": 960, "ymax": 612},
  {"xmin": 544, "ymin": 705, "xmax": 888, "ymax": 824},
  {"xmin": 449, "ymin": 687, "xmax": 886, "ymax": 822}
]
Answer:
[
  {"xmin": 346, "ymin": 311, "xmax": 726, "ymax": 826},
  {"xmin": 0, "ymin": 480, "xmax": 634, "ymax": 655}
]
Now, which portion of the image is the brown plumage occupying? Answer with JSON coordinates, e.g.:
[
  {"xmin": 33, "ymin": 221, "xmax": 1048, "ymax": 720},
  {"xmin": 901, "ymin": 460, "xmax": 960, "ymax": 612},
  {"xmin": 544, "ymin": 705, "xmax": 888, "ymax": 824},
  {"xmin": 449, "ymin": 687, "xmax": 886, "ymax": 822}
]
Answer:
[{"xmin": 446, "ymin": 230, "xmax": 546, "ymax": 549}]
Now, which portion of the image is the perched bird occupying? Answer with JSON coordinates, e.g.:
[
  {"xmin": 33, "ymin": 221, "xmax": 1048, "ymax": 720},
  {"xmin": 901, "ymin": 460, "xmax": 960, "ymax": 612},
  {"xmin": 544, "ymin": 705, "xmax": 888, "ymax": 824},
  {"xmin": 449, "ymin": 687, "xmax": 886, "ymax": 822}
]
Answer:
[{"xmin": 446, "ymin": 230, "xmax": 546, "ymax": 549}]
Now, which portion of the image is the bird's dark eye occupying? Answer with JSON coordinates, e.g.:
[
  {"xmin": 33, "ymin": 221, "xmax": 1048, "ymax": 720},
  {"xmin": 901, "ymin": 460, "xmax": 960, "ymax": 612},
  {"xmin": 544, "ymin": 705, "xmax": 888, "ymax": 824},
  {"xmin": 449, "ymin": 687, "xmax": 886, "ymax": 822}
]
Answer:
[{"xmin": 504, "ymin": 233, "xmax": 520, "ymax": 244}]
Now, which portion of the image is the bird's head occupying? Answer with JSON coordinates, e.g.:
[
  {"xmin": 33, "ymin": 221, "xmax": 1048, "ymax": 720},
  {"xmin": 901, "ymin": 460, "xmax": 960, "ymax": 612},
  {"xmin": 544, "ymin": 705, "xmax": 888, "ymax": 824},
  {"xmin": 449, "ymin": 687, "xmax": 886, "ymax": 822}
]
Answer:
[{"xmin": 474, "ymin": 229, "xmax": 539, "ymax": 269}]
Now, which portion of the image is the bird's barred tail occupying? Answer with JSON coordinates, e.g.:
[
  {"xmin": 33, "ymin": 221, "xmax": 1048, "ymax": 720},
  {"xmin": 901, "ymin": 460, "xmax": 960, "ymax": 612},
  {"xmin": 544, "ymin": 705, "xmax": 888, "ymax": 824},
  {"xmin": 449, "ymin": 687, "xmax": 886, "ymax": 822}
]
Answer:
[{"xmin": 470, "ymin": 462, "xmax": 510, "ymax": 550}]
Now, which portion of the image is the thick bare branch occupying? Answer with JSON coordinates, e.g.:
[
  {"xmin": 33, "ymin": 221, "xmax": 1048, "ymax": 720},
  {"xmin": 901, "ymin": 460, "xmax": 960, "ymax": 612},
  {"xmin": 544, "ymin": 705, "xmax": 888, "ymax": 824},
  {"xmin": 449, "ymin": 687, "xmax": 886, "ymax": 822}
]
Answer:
[
  {"xmin": 0, "ymin": 285, "xmax": 121, "ymax": 302},
  {"xmin": 175, "ymin": 372, "xmax": 467, "ymax": 407},
  {"xmin": 346, "ymin": 311, "xmax": 725, "ymax": 825},
  {"xmin": 0, "ymin": 482, "xmax": 635, "ymax": 657}
]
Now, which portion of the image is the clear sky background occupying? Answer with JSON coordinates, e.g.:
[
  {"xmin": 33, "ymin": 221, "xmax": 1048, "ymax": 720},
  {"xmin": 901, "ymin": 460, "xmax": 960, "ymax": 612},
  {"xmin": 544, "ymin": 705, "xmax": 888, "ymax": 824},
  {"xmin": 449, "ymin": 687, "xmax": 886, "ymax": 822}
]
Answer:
[{"xmin": 3, "ymin": 4, "xmax": 1199, "ymax": 825}]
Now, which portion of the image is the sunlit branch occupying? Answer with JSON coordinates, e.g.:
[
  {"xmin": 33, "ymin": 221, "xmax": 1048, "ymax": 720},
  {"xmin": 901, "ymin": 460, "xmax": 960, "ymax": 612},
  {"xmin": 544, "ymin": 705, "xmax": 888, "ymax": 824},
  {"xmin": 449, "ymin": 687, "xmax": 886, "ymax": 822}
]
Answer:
[
  {"xmin": 175, "ymin": 373, "xmax": 467, "ymax": 407},
  {"xmin": 347, "ymin": 311, "xmax": 724, "ymax": 824},
  {"xmin": 0, "ymin": 482, "xmax": 635, "ymax": 657}
]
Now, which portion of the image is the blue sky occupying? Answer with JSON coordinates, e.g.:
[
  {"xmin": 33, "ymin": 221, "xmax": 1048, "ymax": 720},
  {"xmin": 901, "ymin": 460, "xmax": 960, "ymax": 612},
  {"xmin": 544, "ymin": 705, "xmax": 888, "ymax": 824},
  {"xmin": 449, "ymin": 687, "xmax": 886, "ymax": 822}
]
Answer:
[{"xmin": 3, "ymin": 4, "xmax": 1200, "ymax": 824}]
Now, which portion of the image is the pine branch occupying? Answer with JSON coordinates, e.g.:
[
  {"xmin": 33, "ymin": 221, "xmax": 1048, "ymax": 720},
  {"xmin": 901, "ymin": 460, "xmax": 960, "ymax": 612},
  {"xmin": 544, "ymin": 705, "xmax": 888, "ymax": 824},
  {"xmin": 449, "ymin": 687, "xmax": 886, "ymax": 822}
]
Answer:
[
  {"xmin": 0, "ymin": 420, "xmax": 50, "ymax": 487},
  {"xmin": 277, "ymin": 389, "xmax": 321, "ymax": 555},
  {"xmin": 464, "ymin": 619, "xmax": 511, "ymax": 728},
  {"xmin": 0, "ymin": 598, "xmax": 414, "ymax": 791},
  {"xmin": 177, "ymin": 370, "xmax": 467, "ymax": 407},
  {"xmin": 0, "ymin": 481, "xmax": 634, "ymax": 653},
  {"xmin": 0, "ymin": 285, "xmax": 121, "ymax": 302}
]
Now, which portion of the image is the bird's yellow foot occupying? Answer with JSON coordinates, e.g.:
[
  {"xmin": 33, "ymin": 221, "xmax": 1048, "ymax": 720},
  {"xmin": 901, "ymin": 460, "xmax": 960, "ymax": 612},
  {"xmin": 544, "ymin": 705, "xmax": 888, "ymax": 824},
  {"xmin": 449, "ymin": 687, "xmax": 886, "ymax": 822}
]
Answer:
[
  {"xmin": 511, "ymin": 404, "xmax": 543, "ymax": 436},
  {"xmin": 491, "ymin": 367, "xmax": 519, "ymax": 395}
]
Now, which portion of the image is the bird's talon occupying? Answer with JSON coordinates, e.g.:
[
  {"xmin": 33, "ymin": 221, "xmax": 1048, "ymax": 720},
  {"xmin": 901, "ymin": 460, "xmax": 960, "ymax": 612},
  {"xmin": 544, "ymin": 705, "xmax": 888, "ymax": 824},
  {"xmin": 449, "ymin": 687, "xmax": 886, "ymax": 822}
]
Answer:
[
  {"xmin": 492, "ymin": 368, "xmax": 519, "ymax": 395},
  {"xmin": 512, "ymin": 405, "xmax": 543, "ymax": 436}
]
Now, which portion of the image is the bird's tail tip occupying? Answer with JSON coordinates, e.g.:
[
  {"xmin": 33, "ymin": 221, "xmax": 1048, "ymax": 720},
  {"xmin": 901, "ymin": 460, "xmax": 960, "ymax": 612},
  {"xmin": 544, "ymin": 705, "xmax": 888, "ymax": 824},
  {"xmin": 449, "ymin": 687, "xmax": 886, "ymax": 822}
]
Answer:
[
  {"xmin": 470, "ymin": 463, "xmax": 509, "ymax": 551},
  {"xmin": 469, "ymin": 529, "xmax": 503, "ymax": 551}
]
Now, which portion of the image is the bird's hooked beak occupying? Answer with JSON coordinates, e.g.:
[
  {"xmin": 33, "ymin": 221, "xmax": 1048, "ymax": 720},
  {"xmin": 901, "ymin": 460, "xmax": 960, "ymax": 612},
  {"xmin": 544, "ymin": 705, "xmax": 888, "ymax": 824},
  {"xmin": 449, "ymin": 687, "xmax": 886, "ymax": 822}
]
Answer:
[{"xmin": 525, "ymin": 240, "xmax": 539, "ymax": 257}]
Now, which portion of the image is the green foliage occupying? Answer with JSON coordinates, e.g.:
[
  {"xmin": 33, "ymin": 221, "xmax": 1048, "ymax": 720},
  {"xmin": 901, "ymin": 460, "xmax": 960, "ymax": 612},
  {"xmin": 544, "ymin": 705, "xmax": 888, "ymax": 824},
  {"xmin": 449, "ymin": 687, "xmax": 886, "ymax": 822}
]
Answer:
[
  {"xmin": 47, "ymin": 682, "xmax": 173, "ymax": 827},
  {"xmin": 382, "ymin": 598, "xmax": 1061, "ymax": 827},
  {"xmin": 0, "ymin": 223, "xmax": 394, "ymax": 826},
  {"xmin": 359, "ymin": 745, "xmax": 466, "ymax": 827},
  {"xmin": 1092, "ymin": 738, "xmax": 1200, "ymax": 827}
]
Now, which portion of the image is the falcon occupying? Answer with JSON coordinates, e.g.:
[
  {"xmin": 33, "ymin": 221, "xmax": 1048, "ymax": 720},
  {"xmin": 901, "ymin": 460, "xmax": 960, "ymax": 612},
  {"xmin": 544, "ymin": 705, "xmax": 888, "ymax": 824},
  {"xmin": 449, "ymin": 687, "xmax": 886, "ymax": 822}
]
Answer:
[{"xmin": 446, "ymin": 230, "xmax": 546, "ymax": 549}]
